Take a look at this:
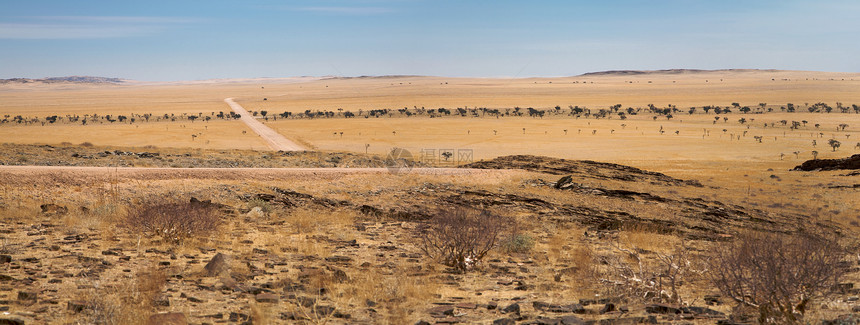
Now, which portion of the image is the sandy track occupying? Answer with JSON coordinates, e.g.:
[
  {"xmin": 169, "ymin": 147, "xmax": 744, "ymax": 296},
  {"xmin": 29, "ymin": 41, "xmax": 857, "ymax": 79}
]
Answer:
[
  {"xmin": 0, "ymin": 166, "xmax": 510, "ymax": 182},
  {"xmin": 224, "ymin": 97, "xmax": 305, "ymax": 151}
]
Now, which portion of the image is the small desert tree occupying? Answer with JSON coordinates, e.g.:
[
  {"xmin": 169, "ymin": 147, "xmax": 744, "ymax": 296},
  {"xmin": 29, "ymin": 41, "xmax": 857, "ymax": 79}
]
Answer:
[
  {"xmin": 829, "ymin": 139, "xmax": 841, "ymax": 151},
  {"xmin": 707, "ymin": 231, "xmax": 846, "ymax": 324}
]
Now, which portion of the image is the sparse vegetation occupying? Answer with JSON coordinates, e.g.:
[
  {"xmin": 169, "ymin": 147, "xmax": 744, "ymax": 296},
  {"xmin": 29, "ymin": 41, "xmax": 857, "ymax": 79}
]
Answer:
[
  {"xmin": 125, "ymin": 199, "xmax": 221, "ymax": 243},
  {"xmin": 1, "ymin": 71, "xmax": 859, "ymax": 324},
  {"xmin": 416, "ymin": 207, "xmax": 512, "ymax": 272},
  {"xmin": 707, "ymin": 231, "xmax": 847, "ymax": 324}
]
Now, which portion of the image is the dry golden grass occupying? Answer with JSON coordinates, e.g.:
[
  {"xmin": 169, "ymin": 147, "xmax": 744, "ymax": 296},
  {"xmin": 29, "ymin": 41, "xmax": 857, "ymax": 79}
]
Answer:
[
  {"xmin": 239, "ymin": 70, "xmax": 860, "ymax": 112},
  {"xmin": 0, "ymin": 120, "xmax": 269, "ymax": 150}
]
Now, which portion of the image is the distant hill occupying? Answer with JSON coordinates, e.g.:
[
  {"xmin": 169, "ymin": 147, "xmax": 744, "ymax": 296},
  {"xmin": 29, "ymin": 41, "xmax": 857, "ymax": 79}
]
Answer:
[
  {"xmin": 0, "ymin": 76, "xmax": 124, "ymax": 84},
  {"xmin": 323, "ymin": 75, "xmax": 422, "ymax": 80},
  {"xmin": 579, "ymin": 69, "xmax": 779, "ymax": 76}
]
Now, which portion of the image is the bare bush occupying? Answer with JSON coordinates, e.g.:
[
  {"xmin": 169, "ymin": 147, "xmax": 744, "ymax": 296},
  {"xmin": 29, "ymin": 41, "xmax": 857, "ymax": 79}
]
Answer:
[
  {"xmin": 416, "ymin": 207, "xmax": 511, "ymax": 271},
  {"xmin": 599, "ymin": 241, "xmax": 703, "ymax": 304},
  {"xmin": 125, "ymin": 200, "xmax": 220, "ymax": 243},
  {"xmin": 707, "ymin": 231, "xmax": 846, "ymax": 324}
]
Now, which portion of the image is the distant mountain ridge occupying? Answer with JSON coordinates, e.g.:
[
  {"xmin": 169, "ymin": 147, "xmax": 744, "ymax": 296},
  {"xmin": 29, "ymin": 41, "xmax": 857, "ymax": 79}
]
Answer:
[
  {"xmin": 0, "ymin": 76, "xmax": 124, "ymax": 84},
  {"xmin": 579, "ymin": 69, "xmax": 780, "ymax": 76}
]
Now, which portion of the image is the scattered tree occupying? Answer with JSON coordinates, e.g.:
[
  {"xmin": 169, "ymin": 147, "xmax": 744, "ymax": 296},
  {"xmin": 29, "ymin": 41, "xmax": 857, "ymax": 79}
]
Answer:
[{"xmin": 829, "ymin": 139, "xmax": 841, "ymax": 151}]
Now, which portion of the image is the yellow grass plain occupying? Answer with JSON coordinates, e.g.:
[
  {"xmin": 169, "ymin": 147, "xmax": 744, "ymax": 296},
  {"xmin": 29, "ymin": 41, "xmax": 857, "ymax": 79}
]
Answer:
[
  {"xmin": 2, "ymin": 70, "xmax": 859, "ymax": 118},
  {"xmin": 0, "ymin": 120, "xmax": 270, "ymax": 150},
  {"xmin": 2, "ymin": 69, "xmax": 859, "ymax": 171}
]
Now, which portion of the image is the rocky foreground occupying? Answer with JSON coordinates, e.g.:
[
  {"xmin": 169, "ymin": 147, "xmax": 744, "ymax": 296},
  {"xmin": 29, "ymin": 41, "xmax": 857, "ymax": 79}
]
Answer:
[{"xmin": 0, "ymin": 155, "xmax": 858, "ymax": 324}]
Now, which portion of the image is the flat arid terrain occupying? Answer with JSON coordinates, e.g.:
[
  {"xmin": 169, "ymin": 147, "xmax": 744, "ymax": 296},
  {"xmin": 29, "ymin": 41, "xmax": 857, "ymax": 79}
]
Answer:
[{"xmin": 1, "ymin": 69, "xmax": 860, "ymax": 324}]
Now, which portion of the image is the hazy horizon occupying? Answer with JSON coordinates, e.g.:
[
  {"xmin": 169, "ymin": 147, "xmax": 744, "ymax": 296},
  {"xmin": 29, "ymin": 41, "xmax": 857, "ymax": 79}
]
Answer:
[{"xmin": 2, "ymin": 0, "xmax": 859, "ymax": 81}]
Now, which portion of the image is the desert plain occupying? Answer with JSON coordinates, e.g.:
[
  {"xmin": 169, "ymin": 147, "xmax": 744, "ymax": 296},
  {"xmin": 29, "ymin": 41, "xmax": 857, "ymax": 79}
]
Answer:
[{"xmin": 0, "ymin": 69, "xmax": 859, "ymax": 324}]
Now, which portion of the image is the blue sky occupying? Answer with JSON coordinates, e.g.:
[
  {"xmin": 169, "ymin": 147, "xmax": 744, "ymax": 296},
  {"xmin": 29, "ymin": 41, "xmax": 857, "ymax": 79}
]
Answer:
[{"xmin": 1, "ymin": 0, "xmax": 858, "ymax": 81}]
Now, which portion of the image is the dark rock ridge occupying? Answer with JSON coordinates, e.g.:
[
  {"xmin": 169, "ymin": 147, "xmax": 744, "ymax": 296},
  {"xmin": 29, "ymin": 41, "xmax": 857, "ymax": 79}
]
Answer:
[
  {"xmin": 463, "ymin": 155, "xmax": 702, "ymax": 187},
  {"xmin": 793, "ymin": 154, "xmax": 860, "ymax": 171}
]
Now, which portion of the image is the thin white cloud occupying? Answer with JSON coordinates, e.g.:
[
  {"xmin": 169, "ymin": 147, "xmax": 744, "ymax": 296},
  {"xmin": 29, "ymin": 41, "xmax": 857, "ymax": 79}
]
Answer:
[
  {"xmin": 0, "ymin": 23, "xmax": 157, "ymax": 39},
  {"xmin": 0, "ymin": 16, "xmax": 198, "ymax": 39},
  {"xmin": 28, "ymin": 16, "xmax": 201, "ymax": 24},
  {"xmin": 293, "ymin": 6, "xmax": 394, "ymax": 15}
]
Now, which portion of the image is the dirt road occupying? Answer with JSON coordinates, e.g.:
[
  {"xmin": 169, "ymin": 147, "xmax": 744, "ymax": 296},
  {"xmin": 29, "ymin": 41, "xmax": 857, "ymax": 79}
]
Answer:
[
  {"xmin": 224, "ymin": 98, "xmax": 305, "ymax": 151},
  {"xmin": 0, "ymin": 165, "xmax": 510, "ymax": 182}
]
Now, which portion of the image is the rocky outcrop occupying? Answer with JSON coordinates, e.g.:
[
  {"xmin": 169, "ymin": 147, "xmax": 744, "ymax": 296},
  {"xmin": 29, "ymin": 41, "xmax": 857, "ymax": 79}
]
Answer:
[{"xmin": 793, "ymin": 154, "xmax": 860, "ymax": 171}]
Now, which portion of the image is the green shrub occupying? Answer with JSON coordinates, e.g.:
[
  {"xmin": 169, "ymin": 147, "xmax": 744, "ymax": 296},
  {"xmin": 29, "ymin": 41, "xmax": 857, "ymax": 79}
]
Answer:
[{"xmin": 501, "ymin": 234, "xmax": 535, "ymax": 254}]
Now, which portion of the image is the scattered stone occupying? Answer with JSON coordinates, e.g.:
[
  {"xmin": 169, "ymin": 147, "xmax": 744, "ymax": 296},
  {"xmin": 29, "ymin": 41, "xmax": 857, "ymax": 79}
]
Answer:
[
  {"xmin": 427, "ymin": 305, "xmax": 455, "ymax": 317},
  {"xmin": 487, "ymin": 301, "xmax": 498, "ymax": 310},
  {"xmin": 493, "ymin": 319, "xmax": 516, "ymax": 325},
  {"xmin": 67, "ymin": 300, "xmax": 88, "ymax": 313},
  {"xmin": 255, "ymin": 293, "xmax": 279, "ymax": 303},
  {"xmin": 704, "ymin": 295, "xmax": 721, "ymax": 305},
  {"xmin": 0, "ymin": 255, "xmax": 10, "ymax": 264},
  {"xmin": 147, "ymin": 312, "xmax": 187, "ymax": 325},
  {"xmin": 645, "ymin": 303, "xmax": 682, "ymax": 314},
  {"xmin": 600, "ymin": 303, "xmax": 616, "ymax": 314},
  {"xmin": 247, "ymin": 207, "xmax": 265, "ymax": 218},
  {"xmin": 40, "ymin": 203, "xmax": 68, "ymax": 216},
  {"xmin": 186, "ymin": 296, "xmax": 205, "ymax": 303},
  {"xmin": 325, "ymin": 255, "xmax": 353, "ymax": 263},
  {"xmin": 329, "ymin": 267, "xmax": 349, "ymax": 282},
  {"xmin": 455, "ymin": 302, "xmax": 477, "ymax": 309},
  {"xmin": 560, "ymin": 315, "xmax": 586, "ymax": 325},
  {"xmin": 501, "ymin": 302, "xmax": 520, "ymax": 315},
  {"xmin": 603, "ymin": 316, "xmax": 657, "ymax": 324},
  {"xmin": 529, "ymin": 317, "xmax": 563, "ymax": 325},
  {"xmin": 822, "ymin": 314, "xmax": 860, "ymax": 325},
  {"xmin": 533, "ymin": 301, "xmax": 585, "ymax": 314},
  {"xmin": 0, "ymin": 318, "xmax": 25, "ymax": 325},
  {"xmin": 17, "ymin": 291, "xmax": 37, "ymax": 301},
  {"xmin": 229, "ymin": 312, "xmax": 250, "ymax": 322},
  {"xmin": 686, "ymin": 306, "xmax": 725, "ymax": 316},
  {"xmin": 101, "ymin": 249, "xmax": 121, "ymax": 256},
  {"xmin": 555, "ymin": 175, "xmax": 575, "ymax": 189},
  {"xmin": 203, "ymin": 253, "xmax": 230, "ymax": 276}
]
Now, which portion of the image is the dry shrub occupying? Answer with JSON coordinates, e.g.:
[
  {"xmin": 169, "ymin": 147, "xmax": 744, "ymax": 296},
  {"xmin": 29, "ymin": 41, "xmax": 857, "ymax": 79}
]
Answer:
[
  {"xmin": 285, "ymin": 208, "xmax": 355, "ymax": 235},
  {"xmin": 618, "ymin": 224, "xmax": 681, "ymax": 254},
  {"xmin": 707, "ymin": 231, "xmax": 847, "ymax": 324},
  {"xmin": 72, "ymin": 265, "xmax": 166, "ymax": 325},
  {"xmin": 329, "ymin": 268, "xmax": 437, "ymax": 324},
  {"xmin": 125, "ymin": 200, "xmax": 220, "ymax": 243},
  {"xmin": 416, "ymin": 207, "xmax": 512, "ymax": 271},
  {"xmin": 598, "ymin": 239, "xmax": 704, "ymax": 304},
  {"xmin": 500, "ymin": 233, "xmax": 535, "ymax": 254}
]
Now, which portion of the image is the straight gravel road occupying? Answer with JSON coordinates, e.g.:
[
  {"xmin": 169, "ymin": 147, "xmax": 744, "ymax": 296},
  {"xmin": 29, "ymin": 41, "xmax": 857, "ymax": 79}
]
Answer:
[{"xmin": 224, "ymin": 97, "xmax": 305, "ymax": 151}]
